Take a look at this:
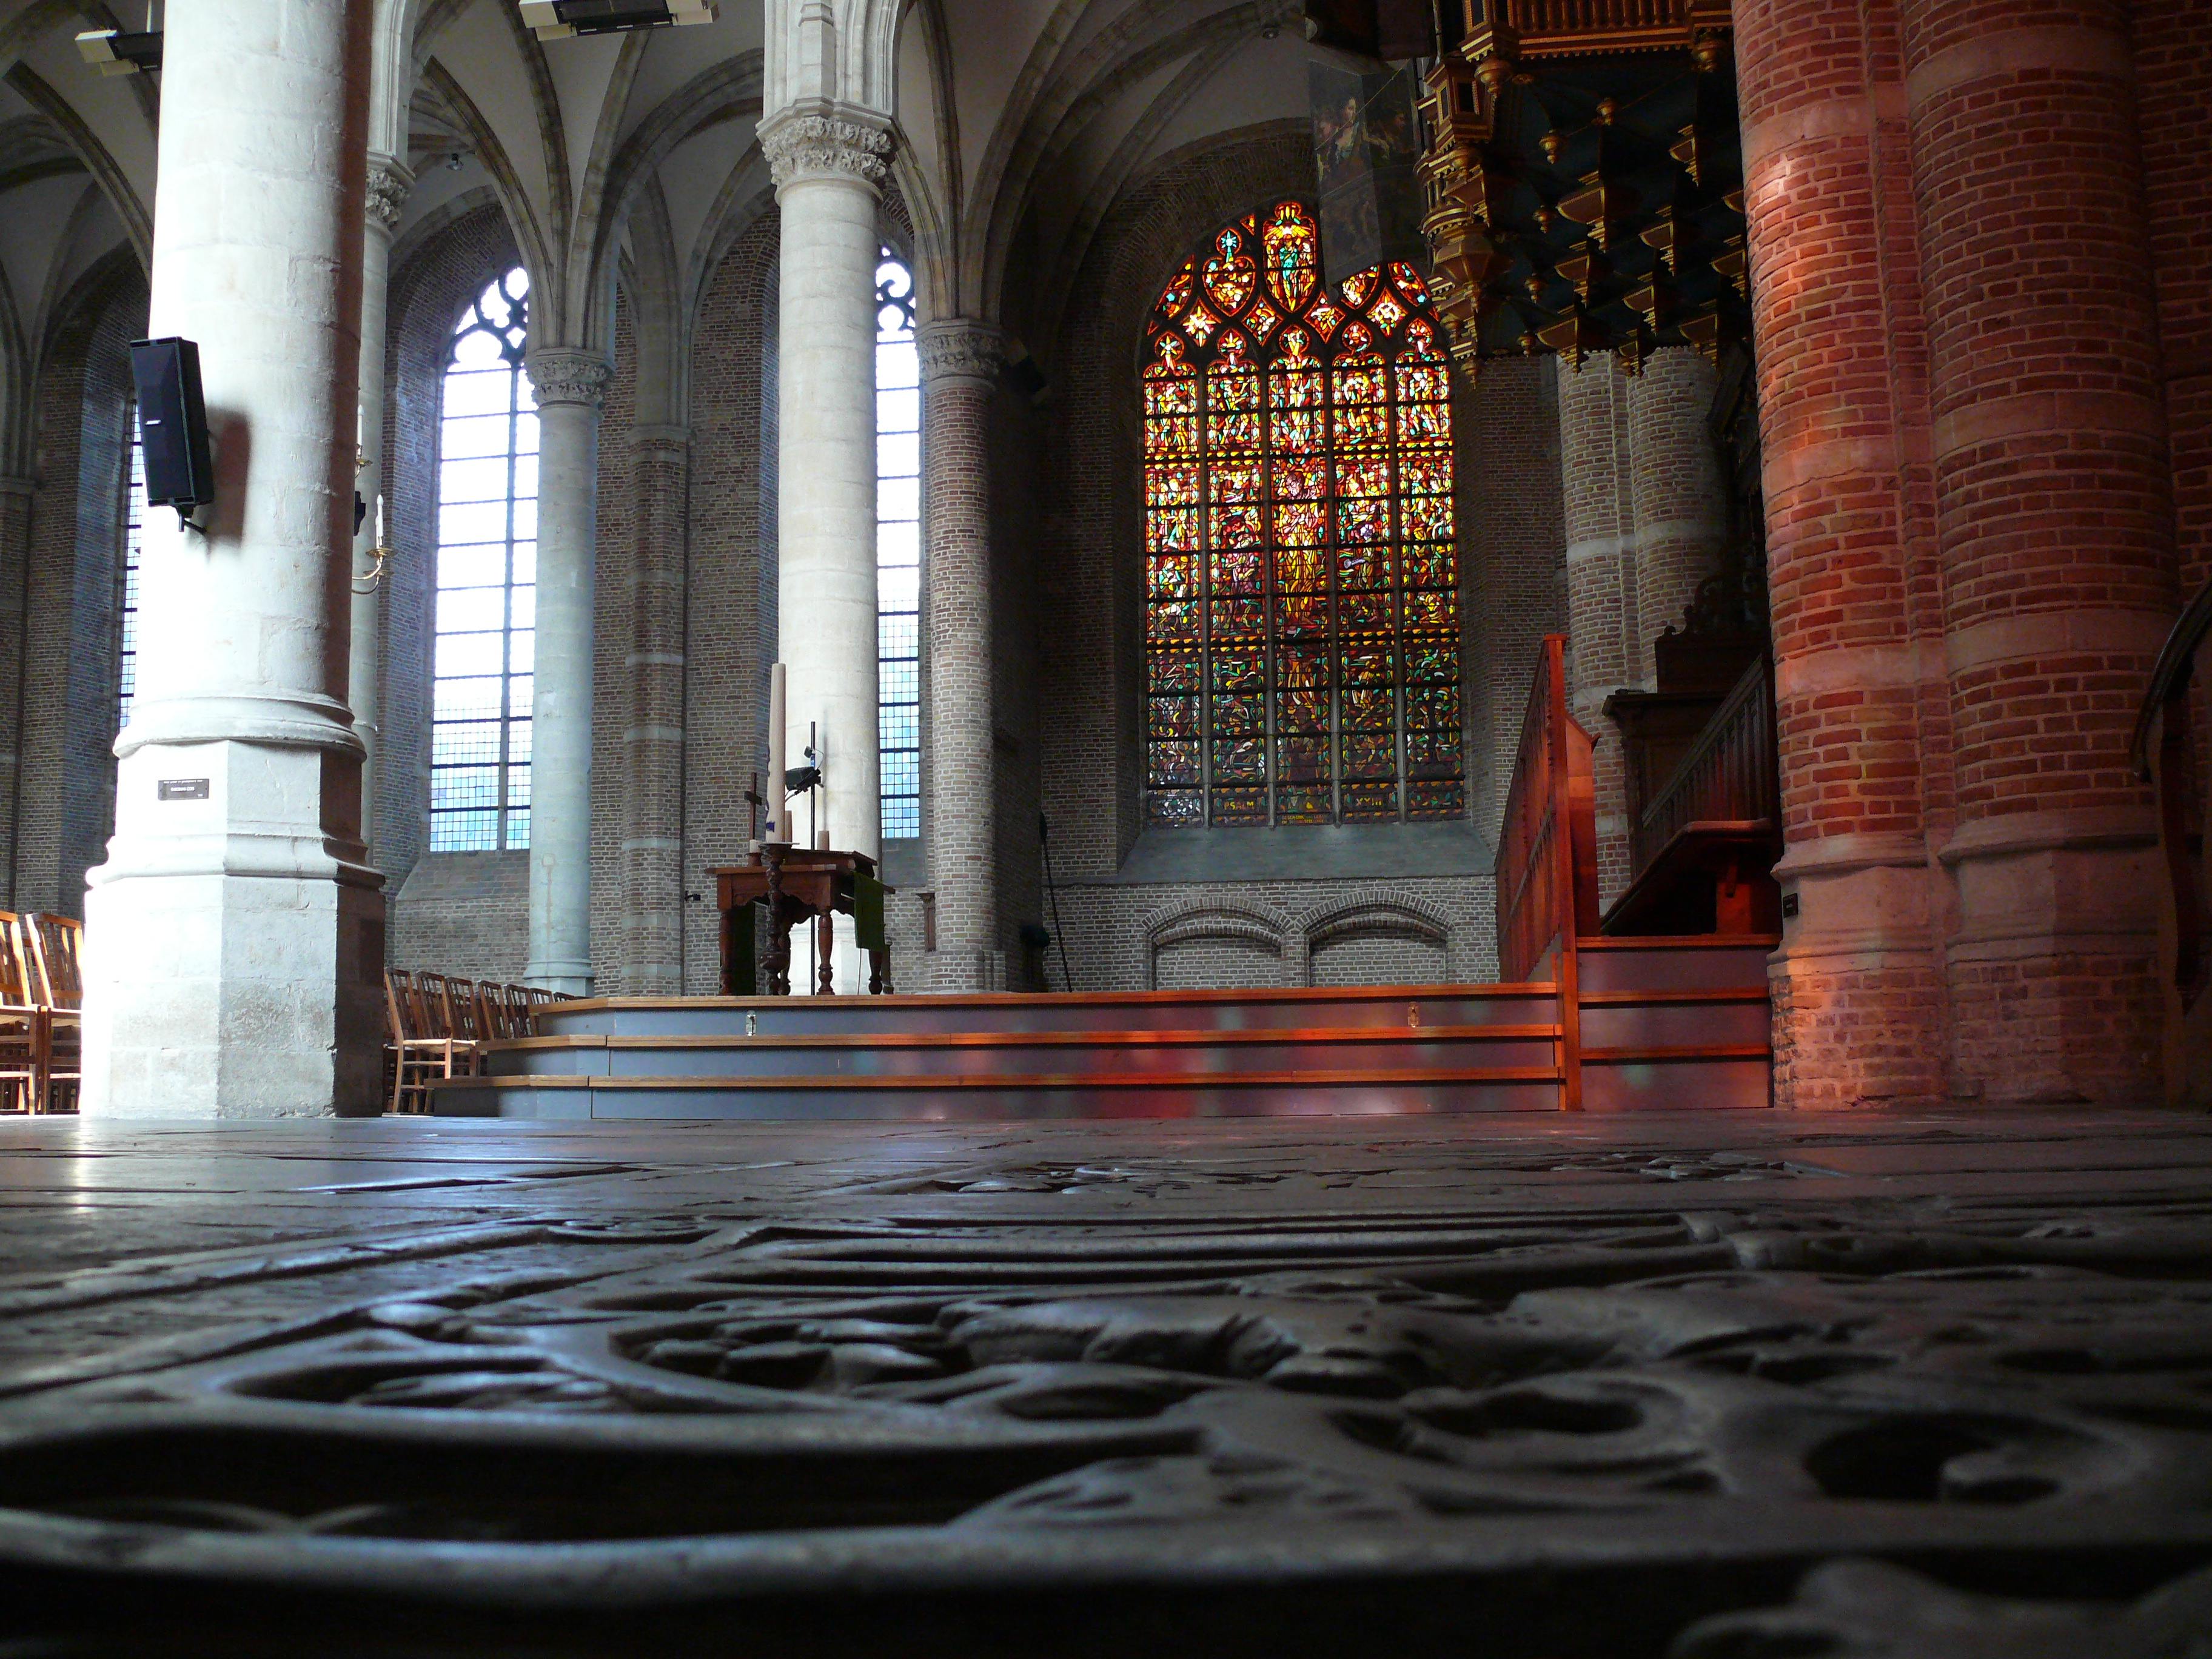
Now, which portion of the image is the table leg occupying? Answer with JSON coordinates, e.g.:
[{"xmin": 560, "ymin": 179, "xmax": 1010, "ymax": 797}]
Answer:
[
  {"xmin": 719, "ymin": 903, "xmax": 737, "ymax": 997},
  {"xmin": 817, "ymin": 910, "xmax": 835, "ymax": 996},
  {"xmin": 763, "ymin": 846, "xmax": 791, "ymax": 996}
]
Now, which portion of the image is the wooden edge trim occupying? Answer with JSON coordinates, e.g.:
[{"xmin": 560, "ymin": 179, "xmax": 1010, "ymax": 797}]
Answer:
[
  {"xmin": 428, "ymin": 1067, "xmax": 1570, "ymax": 1091},
  {"xmin": 1581, "ymin": 1044, "xmax": 1772, "ymax": 1064},
  {"xmin": 481, "ymin": 1025, "xmax": 1567, "ymax": 1053}
]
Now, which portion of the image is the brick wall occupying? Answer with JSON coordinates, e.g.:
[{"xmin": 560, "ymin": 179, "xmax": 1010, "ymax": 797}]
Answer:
[
  {"xmin": 11, "ymin": 256, "xmax": 144, "ymax": 917},
  {"xmin": 683, "ymin": 208, "xmax": 777, "ymax": 995}
]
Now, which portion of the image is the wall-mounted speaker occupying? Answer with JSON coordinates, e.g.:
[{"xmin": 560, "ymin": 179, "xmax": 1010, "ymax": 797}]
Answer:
[{"xmin": 129, "ymin": 337, "xmax": 215, "ymax": 512}]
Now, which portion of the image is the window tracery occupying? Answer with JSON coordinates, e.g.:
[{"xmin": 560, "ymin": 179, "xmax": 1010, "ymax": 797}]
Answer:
[
  {"xmin": 1144, "ymin": 201, "xmax": 1462, "ymax": 828},
  {"xmin": 876, "ymin": 250, "xmax": 921, "ymax": 840},
  {"xmin": 431, "ymin": 267, "xmax": 536, "ymax": 853}
]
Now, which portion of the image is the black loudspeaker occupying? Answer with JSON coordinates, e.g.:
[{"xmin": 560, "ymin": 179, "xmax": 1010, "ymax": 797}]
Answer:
[{"xmin": 129, "ymin": 337, "xmax": 215, "ymax": 511}]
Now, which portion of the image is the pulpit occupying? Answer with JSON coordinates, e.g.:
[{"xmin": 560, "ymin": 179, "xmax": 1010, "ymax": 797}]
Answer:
[{"xmin": 709, "ymin": 846, "xmax": 894, "ymax": 996}]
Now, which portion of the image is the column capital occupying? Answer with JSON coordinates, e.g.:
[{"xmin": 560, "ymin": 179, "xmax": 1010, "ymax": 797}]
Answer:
[
  {"xmin": 526, "ymin": 349, "xmax": 614, "ymax": 411},
  {"xmin": 759, "ymin": 108, "xmax": 893, "ymax": 192},
  {"xmin": 916, "ymin": 320, "xmax": 1006, "ymax": 384},
  {"xmin": 365, "ymin": 154, "xmax": 413, "ymax": 233}
]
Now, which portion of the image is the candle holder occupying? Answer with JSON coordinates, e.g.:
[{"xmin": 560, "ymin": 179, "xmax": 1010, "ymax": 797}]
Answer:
[{"xmin": 352, "ymin": 538, "xmax": 395, "ymax": 595}]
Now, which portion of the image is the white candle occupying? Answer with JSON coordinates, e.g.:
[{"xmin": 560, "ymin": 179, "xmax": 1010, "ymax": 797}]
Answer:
[
  {"xmin": 767, "ymin": 662, "xmax": 788, "ymax": 842},
  {"xmin": 373, "ymin": 493, "xmax": 385, "ymax": 550}
]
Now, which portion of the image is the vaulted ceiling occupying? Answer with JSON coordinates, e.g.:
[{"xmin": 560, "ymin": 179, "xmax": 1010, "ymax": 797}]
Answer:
[{"xmin": 0, "ymin": 0, "xmax": 1318, "ymax": 448}]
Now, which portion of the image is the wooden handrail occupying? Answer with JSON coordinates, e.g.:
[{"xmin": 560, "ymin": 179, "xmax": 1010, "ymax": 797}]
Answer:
[
  {"xmin": 1493, "ymin": 636, "xmax": 1599, "ymax": 1108},
  {"xmin": 2134, "ymin": 581, "xmax": 2212, "ymax": 1009},
  {"xmin": 1631, "ymin": 653, "xmax": 1778, "ymax": 876}
]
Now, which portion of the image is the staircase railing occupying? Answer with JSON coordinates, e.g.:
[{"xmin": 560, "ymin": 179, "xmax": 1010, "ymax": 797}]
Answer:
[
  {"xmin": 1494, "ymin": 635, "xmax": 1600, "ymax": 1108},
  {"xmin": 1630, "ymin": 652, "xmax": 1779, "ymax": 876},
  {"xmin": 2134, "ymin": 580, "xmax": 2212, "ymax": 1014}
]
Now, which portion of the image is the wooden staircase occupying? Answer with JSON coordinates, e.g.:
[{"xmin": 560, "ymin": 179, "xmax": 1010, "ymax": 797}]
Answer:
[{"xmin": 431, "ymin": 638, "xmax": 1774, "ymax": 1121}]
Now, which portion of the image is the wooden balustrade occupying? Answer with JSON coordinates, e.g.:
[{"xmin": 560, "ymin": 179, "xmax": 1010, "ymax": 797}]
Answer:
[
  {"xmin": 1493, "ymin": 635, "xmax": 1599, "ymax": 1108},
  {"xmin": 1631, "ymin": 654, "xmax": 1778, "ymax": 877},
  {"xmin": 1441, "ymin": 0, "xmax": 1731, "ymax": 53}
]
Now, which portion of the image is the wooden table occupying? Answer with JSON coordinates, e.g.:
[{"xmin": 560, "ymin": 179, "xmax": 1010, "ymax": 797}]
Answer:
[{"xmin": 709, "ymin": 847, "xmax": 893, "ymax": 996}]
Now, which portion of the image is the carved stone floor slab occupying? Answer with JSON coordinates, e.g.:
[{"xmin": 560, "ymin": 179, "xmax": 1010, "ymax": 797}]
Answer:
[{"xmin": 0, "ymin": 1110, "xmax": 2206, "ymax": 1655}]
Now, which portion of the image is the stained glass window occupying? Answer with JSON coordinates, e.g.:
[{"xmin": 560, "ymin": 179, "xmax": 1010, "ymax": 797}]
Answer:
[
  {"xmin": 431, "ymin": 267, "xmax": 535, "ymax": 853},
  {"xmin": 1144, "ymin": 201, "xmax": 1463, "ymax": 828},
  {"xmin": 117, "ymin": 417, "xmax": 145, "ymax": 727},
  {"xmin": 876, "ymin": 250, "xmax": 921, "ymax": 840}
]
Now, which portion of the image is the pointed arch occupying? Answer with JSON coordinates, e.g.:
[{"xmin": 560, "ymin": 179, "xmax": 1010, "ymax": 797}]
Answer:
[{"xmin": 1142, "ymin": 200, "xmax": 1463, "ymax": 830}]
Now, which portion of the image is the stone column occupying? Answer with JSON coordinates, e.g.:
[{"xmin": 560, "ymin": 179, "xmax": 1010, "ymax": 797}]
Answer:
[
  {"xmin": 1555, "ymin": 354, "xmax": 1638, "ymax": 905},
  {"xmin": 917, "ymin": 320, "xmax": 1003, "ymax": 992},
  {"xmin": 1626, "ymin": 346, "xmax": 1729, "ymax": 680},
  {"xmin": 761, "ymin": 110, "xmax": 891, "ymax": 992},
  {"xmin": 1737, "ymin": 0, "xmax": 1950, "ymax": 1108},
  {"xmin": 523, "ymin": 349, "xmax": 611, "ymax": 995},
  {"xmin": 350, "ymin": 153, "xmax": 409, "ymax": 865},
  {"xmin": 1905, "ymin": 0, "xmax": 2174, "ymax": 1105},
  {"xmin": 620, "ymin": 423, "xmax": 690, "ymax": 995},
  {"xmin": 82, "ymin": 0, "xmax": 383, "ymax": 1119},
  {"xmin": 0, "ymin": 474, "xmax": 31, "ymax": 908}
]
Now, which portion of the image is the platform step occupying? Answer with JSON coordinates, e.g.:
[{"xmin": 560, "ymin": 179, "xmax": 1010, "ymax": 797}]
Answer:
[
  {"xmin": 533, "ymin": 985, "xmax": 1561, "ymax": 1040},
  {"xmin": 481, "ymin": 1024, "xmax": 1563, "ymax": 1081},
  {"xmin": 433, "ymin": 968, "xmax": 1778, "ymax": 1121},
  {"xmin": 1574, "ymin": 935, "xmax": 1777, "ymax": 995},
  {"xmin": 429, "ymin": 1068, "xmax": 1570, "ymax": 1120}
]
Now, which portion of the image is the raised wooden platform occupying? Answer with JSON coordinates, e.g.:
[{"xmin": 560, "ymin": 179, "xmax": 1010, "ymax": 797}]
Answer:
[{"xmin": 428, "ymin": 937, "xmax": 1775, "ymax": 1120}]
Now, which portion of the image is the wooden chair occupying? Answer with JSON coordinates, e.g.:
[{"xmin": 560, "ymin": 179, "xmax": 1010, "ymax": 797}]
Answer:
[
  {"xmin": 0, "ymin": 916, "xmax": 45, "ymax": 1114},
  {"xmin": 384, "ymin": 969, "xmax": 479, "ymax": 1115},
  {"xmin": 503, "ymin": 983, "xmax": 537, "ymax": 1039},
  {"xmin": 21, "ymin": 914, "xmax": 81, "ymax": 1114}
]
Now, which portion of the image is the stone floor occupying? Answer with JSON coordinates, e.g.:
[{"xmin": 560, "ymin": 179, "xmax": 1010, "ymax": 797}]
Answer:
[{"xmin": 0, "ymin": 1108, "xmax": 2208, "ymax": 1655}]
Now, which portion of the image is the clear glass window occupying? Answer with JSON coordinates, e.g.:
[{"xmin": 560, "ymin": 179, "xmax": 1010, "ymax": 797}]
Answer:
[
  {"xmin": 876, "ymin": 250, "xmax": 922, "ymax": 840},
  {"xmin": 431, "ymin": 267, "xmax": 536, "ymax": 853},
  {"xmin": 118, "ymin": 418, "xmax": 146, "ymax": 727}
]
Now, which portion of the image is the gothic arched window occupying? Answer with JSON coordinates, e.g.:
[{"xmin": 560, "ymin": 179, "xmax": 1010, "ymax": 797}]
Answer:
[
  {"xmin": 431, "ymin": 267, "xmax": 535, "ymax": 853},
  {"xmin": 117, "ymin": 420, "xmax": 146, "ymax": 727},
  {"xmin": 876, "ymin": 249, "xmax": 921, "ymax": 840},
  {"xmin": 1143, "ymin": 201, "xmax": 1461, "ymax": 828}
]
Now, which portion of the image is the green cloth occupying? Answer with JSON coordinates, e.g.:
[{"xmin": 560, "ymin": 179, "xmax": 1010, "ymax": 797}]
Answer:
[{"xmin": 854, "ymin": 871, "xmax": 887, "ymax": 953}]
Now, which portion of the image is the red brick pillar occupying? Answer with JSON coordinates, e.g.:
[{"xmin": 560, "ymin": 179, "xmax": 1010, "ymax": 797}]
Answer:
[
  {"xmin": 1737, "ymin": 0, "xmax": 1952, "ymax": 1107},
  {"xmin": 1556, "ymin": 355, "xmax": 1638, "ymax": 907},
  {"xmin": 618, "ymin": 424, "xmax": 691, "ymax": 994},
  {"xmin": 1905, "ymin": 0, "xmax": 2174, "ymax": 1105},
  {"xmin": 917, "ymin": 321, "xmax": 1004, "ymax": 991}
]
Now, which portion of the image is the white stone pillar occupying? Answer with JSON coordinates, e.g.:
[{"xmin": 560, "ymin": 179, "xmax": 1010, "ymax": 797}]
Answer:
[
  {"xmin": 350, "ymin": 153, "xmax": 409, "ymax": 863},
  {"xmin": 761, "ymin": 110, "xmax": 891, "ymax": 993},
  {"xmin": 523, "ymin": 350, "xmax": 611, "ymax": 995},
  {"xmin": 82, "ymin": 0, "xmax": 382, "ymax": 1119},
  {"xmin": 916, "ymin": 320, "xmax": 1002, "ymax": 991}
]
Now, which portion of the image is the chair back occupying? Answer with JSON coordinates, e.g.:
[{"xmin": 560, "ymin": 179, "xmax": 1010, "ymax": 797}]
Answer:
[
  {"xmin": 444, "ymin": 976, "xmax": 487, "ymax": 1043},
  {"xmin": 0, "ymin": 916, "xmax": 35, "ymax": 1010},
  {"xmin": 384, "ymin": 968, "xmax": 421, "ymax": 1045},
  {"xmin": 415, "ymin": 971, "xmax": 460, "ymax": 1040},
  {"xmin": 503, "ymin": 983, "xmax": 535, "ymax": 1037},
  {"xmin": 22, "ymin": 915, "xmax": 82, "ymax": 1011}
]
